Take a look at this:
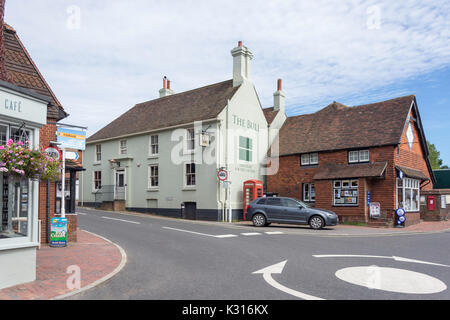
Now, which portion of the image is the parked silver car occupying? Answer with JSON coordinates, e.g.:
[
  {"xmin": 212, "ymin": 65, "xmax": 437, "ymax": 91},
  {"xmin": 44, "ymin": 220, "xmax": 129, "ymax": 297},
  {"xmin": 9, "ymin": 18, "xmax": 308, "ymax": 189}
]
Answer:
[{"xmin": 246, "ymin": 197, "xmax": 338, "ymax": 230}]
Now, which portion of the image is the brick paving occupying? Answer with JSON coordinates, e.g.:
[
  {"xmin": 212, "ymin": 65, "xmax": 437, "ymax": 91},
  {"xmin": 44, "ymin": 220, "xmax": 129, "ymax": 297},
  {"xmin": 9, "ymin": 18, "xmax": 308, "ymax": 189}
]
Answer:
[{"xmin": 0, "ymin": 230, "xmax": 123, "ymax": 300}]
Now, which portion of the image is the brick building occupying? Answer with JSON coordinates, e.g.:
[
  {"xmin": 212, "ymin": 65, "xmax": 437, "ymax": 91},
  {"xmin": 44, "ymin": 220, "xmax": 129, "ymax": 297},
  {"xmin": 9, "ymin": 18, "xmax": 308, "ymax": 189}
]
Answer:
[
  {"xmin": 267, "ymin": 95, "xmax": 435, "ymax": 227},
  {"xmin": 2, "ymin": 23, "xmax": 74, "ymax": 242}
]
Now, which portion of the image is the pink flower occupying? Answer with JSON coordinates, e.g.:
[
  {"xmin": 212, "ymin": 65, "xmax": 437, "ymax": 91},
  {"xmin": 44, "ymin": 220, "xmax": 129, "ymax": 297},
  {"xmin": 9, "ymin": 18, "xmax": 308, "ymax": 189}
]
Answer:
[
  {"xmin": 7, "ymin": 139, "xmax": 13, "ymax": 146},
  {"xmin": 17, "ymin": 141, "xmax": 24, "ymax": 146},
  {"xmin": 0, "ymin": 146, "xmax": 4, "ymax": 150}
]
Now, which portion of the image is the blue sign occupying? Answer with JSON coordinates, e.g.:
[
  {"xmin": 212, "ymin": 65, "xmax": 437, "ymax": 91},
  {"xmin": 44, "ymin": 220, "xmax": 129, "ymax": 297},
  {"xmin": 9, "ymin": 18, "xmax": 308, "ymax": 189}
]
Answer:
[
  {"xmin": 367, "ymin": 192, "xmax": 371, "ymax": 207},
  {"xmin": 57, "ymin": 128, "xmax": 86, "ymax": 151},
  {"xmin": 398, "ymin": 170, "xmax": 404, "ymax": 179}
]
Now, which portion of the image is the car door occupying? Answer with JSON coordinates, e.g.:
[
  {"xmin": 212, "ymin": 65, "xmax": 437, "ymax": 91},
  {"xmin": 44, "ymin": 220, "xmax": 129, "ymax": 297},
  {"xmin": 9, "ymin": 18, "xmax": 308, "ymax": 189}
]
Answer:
[
  {"xmin": 265, "ymin": 198, "xmax": 284, "ymax": 221},
  {"xmin": 282, "ymin": 199, "xmax": 308, "ymax": 223}
]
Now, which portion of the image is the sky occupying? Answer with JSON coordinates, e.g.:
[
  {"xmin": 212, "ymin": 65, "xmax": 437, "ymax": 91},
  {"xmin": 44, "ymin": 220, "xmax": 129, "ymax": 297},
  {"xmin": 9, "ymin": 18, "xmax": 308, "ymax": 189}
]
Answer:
[{"xmin": 5, "ymin": 0, "xmax": 450, "ymax": 165}]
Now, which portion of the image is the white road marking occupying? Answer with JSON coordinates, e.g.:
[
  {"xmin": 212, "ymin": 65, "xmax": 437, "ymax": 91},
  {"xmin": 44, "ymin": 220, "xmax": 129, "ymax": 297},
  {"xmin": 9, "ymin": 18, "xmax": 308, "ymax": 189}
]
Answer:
[
  {"xmin": 265, "ymin": 231, "xmax": 285, "ymax": 235},
  {"xmin": 335, "ymin": 266, "xmax": 447, "ymax": 294},
  {"xmin": 241, "ymin": 232, "xmax": 262, "ymax": 236},
  {"xmin": 102, "ymin": 217, "xmax": 141, "ymax": 225},
  {"xmin": 214, "ymin": 234, "xmax": 239, "ymax": 238},
  {"xmin": 163, "ymin": 227, "xmax": 216, "ymax": 238},
  {"xmin": 253, "ymin": 261, "xmax": 324, "ymax": 300},
  {"xmin": 313, "ymin": 254, "xmax": 450, "ymax": 267},
  {"xmin": 77, "ymin": 212, "xmax": 87, "ymax": 216}
]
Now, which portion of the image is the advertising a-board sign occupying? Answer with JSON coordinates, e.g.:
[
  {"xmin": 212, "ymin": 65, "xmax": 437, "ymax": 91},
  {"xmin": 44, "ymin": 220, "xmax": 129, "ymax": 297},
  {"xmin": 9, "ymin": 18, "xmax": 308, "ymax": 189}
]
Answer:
[
  {"xmin": 369, "ymin": 202, "xmax": 381, "ymax": 219},
  {"xmin": 50, "ymin": 217, "xmax": 68, "ymax": 247}
]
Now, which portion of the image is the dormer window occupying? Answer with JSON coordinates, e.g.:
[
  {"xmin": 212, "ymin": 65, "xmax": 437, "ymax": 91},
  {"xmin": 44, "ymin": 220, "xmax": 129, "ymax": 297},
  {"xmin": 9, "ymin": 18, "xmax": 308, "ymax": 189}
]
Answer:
[
  {"xmin": 349, "ymin": 150, "xmax": 369, "ymax": 163},
  {"xmin": 301, "ymin": 153, "xmax": 319, "ymax": 166}
]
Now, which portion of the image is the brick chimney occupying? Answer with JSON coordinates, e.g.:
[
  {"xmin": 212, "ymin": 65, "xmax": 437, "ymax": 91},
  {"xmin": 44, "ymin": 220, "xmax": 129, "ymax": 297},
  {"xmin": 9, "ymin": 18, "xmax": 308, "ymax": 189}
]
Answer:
[
  {"xmin": 231, "ymin": 41, "xmax": 253, "ymax": 87},
  {"xmin": 159, "ymin": 76, "xmax": 174, "ymax": 98},
  {"xmin": 273, "ymin": 79, "xmax": 285, "ymax": 112},
  {"xmin": 0, "ymin": 0, "xmax": 10, "ymax": 82}
]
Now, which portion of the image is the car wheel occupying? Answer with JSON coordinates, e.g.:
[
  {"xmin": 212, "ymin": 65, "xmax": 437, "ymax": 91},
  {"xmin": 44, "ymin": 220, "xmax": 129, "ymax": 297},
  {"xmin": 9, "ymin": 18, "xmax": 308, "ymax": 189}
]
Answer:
[
  {"xmin": 309, "ymin": 216, "xmax": 325, "ymax": 230},
  {"xmin": 252, "ymin": 214, "xmax": 267, "ymax": 227}
]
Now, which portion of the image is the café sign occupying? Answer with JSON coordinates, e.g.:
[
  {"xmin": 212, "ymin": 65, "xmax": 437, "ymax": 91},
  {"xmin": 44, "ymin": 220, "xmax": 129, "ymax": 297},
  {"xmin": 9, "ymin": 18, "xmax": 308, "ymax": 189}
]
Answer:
[{"xmin": 0, "ymin": 88, "xmax": 47, "ymax": 125}]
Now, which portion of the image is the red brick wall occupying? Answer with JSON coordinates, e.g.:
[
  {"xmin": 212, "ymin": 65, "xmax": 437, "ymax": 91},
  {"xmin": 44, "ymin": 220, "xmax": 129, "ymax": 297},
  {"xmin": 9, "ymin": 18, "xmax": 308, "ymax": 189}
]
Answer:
[{"xmin": 395, "ymin": 110, "xmax": 433, "ymax": 190}]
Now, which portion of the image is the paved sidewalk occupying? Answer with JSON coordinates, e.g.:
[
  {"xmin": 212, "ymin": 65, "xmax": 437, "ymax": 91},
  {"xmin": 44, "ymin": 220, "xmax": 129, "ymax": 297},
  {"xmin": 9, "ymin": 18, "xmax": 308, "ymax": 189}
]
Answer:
[
  {"xmin": 0, "ymin": 230, "xmax": 125, "ymax": 300},
  {"xmin": 232, "ymin": 219, "xmax": 450, "ymax": 236}
]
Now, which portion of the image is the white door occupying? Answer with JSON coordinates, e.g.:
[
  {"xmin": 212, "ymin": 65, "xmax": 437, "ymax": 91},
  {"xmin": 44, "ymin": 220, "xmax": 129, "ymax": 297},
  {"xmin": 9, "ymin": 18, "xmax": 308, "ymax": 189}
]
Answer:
[{"xmin": 115, "ymin": 170, "xmax": 126, "ymax": 201}]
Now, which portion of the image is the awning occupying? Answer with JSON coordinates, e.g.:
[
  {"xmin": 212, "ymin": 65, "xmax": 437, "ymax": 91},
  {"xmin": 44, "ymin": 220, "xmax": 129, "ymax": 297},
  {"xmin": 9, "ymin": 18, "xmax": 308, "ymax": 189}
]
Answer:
[
  {"xmin": 313, "ymin": 162, "xmax": 388, "ymax": 180},
  {"xmin": 395, "ymin": 165, "xmax": 429, "ymax": 181},
  {"xmin": 65, "ymin": 159, "xmax": 86, "ymax": 172}
]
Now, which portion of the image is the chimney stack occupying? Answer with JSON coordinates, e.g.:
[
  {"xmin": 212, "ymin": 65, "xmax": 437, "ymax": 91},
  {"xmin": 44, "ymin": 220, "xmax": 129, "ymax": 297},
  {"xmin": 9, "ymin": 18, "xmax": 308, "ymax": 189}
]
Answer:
[
  {"xmin": 159, "ymin": 76, "xmax": 174, "ymax": 98},
  {"xmin": 273, "ymin": 79, "xmax": 285, "ymax": 112},
  {"xmin": 0, "ymin": 0, "xmax": 10, "ymax": 82},
  {"xmin": 231, "ymin": 41, "xmax": 253, "ymax": 87}
]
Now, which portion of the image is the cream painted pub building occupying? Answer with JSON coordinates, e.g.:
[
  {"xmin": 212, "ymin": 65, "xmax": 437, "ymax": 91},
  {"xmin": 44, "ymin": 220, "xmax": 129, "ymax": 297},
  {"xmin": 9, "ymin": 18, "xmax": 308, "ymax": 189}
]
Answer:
[{"xmin": 82, "ymin": 43, "xmax": 286, "ymax": 221}]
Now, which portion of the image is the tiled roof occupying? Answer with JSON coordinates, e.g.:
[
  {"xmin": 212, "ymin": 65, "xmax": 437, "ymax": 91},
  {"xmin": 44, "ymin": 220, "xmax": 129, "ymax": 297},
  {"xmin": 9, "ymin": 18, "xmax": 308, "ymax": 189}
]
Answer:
[
  {"xmin": 3, "ymin": 23, "xmax": 67, "ymax": 120},
  {"xmin": 395, "ymin": 165, "xmax": 430, "ymax": 181},
  {"xmin": 87, "ymin": 79, "xmax": 241, "ymax": 143},
  {"xmin": 313, "ymin": 161, "xmax": 388, "ymax": 180},
  {"xmin": 278, "ymin": 96, "xmax": 415, "ymax": 156},
  {"xmin": 263, "ymin": 107, "xmax": 279, "ymax": 125}
]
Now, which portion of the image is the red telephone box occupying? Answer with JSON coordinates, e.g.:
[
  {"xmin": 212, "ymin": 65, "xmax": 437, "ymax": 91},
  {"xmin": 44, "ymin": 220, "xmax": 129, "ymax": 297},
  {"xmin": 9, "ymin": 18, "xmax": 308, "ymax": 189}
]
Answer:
[
  {"xmin": 243, "ymin": 180, "xmax": 264, "ymax": 220},
  {"xmin": 428, "ymin": 196, "xmax": 436, "ymax": 211}
]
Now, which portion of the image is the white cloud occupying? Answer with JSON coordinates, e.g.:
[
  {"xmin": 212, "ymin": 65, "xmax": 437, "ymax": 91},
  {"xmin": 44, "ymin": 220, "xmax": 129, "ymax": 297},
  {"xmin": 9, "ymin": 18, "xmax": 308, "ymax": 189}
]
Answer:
[{"xmin": 5, "ymin": 0, "xmax": 450, "ymax": 136}]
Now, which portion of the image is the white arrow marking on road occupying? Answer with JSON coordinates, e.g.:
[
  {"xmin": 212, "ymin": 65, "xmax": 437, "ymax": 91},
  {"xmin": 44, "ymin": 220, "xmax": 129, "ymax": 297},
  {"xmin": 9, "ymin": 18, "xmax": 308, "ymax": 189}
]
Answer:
[
  {"xmin": 253, "ymin": 261, "xmax": 325, "ymax": 300},
  {"xmin": 313, "ymin": 255, "xmax": 450, "ymax": 267}
]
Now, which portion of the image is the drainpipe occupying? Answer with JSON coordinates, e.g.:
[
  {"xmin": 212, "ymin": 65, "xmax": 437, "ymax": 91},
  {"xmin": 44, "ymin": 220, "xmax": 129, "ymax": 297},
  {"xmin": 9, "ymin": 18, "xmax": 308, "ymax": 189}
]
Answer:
[
  {"xmin": 46, "ymin": 181, "xmax": 50, "ymax": 243},
  {"xmin": 217, "ymin": 121, "xmax": 224, "ymax": 221},
  {"xmin": 225, "ymin": 99, "xmax": 230, "ymax": 222}
]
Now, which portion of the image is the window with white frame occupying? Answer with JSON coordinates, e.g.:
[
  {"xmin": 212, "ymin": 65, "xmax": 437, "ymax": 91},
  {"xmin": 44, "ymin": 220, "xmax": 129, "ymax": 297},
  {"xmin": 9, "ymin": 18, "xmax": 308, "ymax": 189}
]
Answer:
[
  {"xmin": 186, "ymin": 128, "xmax": 195, "ymax": 152},
  {"xmin": 150, "ymin": 135, "xmax": 159, "ymax": 156},
  {"xmin": 148, "ymin": 165, "xmax": 159, "ymax": 189},
  {"xmin": 349, "ymin": 150, "xmax": 370, "ymax": 163},
  {"xmin": 333, "ymin": 179, "xmax": 359, "ymax": 206},
  {"xmin": 93, "ymin": 171, "xmax": 102, "ymax": 191},
  {"xmin": 301, "ymin": 153, "xmax": 319, "ymax": 166},
  {"xmin": 303, "ymin": 183, "xmax": 316, "ymax": 202},
  {"xmin": 239, "ymin": 136, "xmax": 253, "ymax": 162},
  {"xmin": 397, "ymin": 178, "xmax": 420, "ymax": 212},
  {"xmin": 95, "ymin": 144, "xmax": 102, "ymax": 162},
  {"xmin": 185, "ymin": 163, "xmax": 196, "ymax": 187},
  {"xmin": 119, "ymin": 140, "xmax": 127, "ymax": 155}
]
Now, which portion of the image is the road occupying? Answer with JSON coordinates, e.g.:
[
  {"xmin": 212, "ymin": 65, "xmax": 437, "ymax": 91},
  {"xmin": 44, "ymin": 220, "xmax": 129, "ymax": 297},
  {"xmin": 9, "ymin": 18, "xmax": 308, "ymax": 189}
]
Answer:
[{"xmin": 70, "ymin": 207, "xmax": 450, "ymax": 300}]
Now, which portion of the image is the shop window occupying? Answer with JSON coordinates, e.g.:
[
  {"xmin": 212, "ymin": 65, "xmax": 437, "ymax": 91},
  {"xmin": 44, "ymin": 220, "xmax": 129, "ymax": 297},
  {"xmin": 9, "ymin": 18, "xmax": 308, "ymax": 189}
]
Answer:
[
  {"xmin": 10, "ymin": 127, "xmax": 31, "ymax": 146},
  {"xmin": 148, "ymin": 165, "xmax": 159, "ymax": 189},
  {"xmin": 239, "ymin": 136, "xmax": 253, "ymax": 162},
  {"xmin": 185, "ymin": 163, "xmax": 196, "ymax": 187},
  {"xmin": 333, "ymin": 179, "xmax": 359, "ymax": 206},
  {"xmin": 349, "ymin": 150, "xmax": 370, "ymax": 163},
  {"xmin": 301, "ymin": 153, "xmax": 319, "ymax": 166},
  {"xmin": 150, "ymin": 135, "xmax": 159, "ymax": 156},
  {"xmin": 397, "ymin": 178, "xmax": 420, "ymax": 212},
  {"xmin": 119, "ymin": 140, "xmax": 128, "ymax": 155},
  {"xmin": 303, "ymin": 183, "xmax": 316, "ymax": 202},
  {"xmin": 0, "ymin": 176, "xmax": 30, "ymax": 240},
  {"xmin": 0, "ymin": 125, "xmax": 7, "ymax": 145},
  {"xmin": 95, "ymin": 144, "xmax": 102, "ymax": 162}
]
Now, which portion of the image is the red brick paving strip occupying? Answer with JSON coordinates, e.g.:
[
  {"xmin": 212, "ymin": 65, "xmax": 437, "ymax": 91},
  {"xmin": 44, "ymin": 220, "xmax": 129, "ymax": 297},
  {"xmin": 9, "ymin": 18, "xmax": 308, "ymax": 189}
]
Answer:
[{"xmin": 0, "ymin": 230, "xmax": 123, "ymax": 300}]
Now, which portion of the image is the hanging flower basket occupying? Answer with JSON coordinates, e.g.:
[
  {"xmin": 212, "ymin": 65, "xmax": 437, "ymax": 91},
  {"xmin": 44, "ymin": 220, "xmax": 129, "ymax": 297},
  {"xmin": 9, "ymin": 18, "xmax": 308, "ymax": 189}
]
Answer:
[{"xmin": 0, "ymin": 139, "xmax": 61, "ymax": 181}]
